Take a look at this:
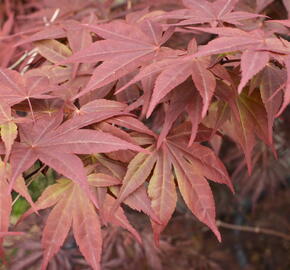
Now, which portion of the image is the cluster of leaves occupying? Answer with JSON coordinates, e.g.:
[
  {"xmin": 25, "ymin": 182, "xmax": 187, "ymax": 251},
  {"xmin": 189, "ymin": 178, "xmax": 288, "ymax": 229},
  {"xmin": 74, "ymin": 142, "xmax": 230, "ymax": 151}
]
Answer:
[{"xmin": 1, "ymin": 0, "xmax": 290, "ymax": 269}]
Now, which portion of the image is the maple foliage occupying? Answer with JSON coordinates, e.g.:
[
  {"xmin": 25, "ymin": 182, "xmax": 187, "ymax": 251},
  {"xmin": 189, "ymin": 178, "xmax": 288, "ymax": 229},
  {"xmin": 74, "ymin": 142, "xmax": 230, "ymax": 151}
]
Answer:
[{"xmin": 1, "ymin": 0, "xmax": 290, "ymax": 269}]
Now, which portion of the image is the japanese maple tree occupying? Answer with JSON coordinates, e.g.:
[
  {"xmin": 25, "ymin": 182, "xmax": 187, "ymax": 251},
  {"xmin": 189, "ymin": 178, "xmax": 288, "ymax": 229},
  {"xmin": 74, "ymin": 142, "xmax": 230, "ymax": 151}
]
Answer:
[{"xmin": 0, "ymin": 0, "xmax": 290, "ymax": 269}]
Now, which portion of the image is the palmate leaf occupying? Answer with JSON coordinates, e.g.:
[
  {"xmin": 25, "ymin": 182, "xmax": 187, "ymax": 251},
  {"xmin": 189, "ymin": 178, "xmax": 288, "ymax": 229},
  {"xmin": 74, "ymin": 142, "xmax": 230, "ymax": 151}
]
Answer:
[
  {"xmin": 71, "ymin": 185, "xmax": 102, "ymax": 270},
  {"xmin": 118, "ymin": 39, "xmax": 216, "ymax": 120},
  {"xmin": 0, "ymin": 68, "xmax": 53, "ymax": 106},
  {"xmin": 148, "ymin": 145, "xmax": 176, "ymax": 243},
  {"xmin": 21, "ymin": 173, "xmax": 139, "ymax": 270},
  {"xmin": 114, "ymin": 127, "xmax": 233, "ymax": 243},
  {"xmin": 159, "ymin": 0, "xmax": 262, "ymax": 27},
  {"xmin": 253, "ymin": 65, "xmax": 285, "ymax": 141},
  {"xmin": 169, "ymin": 145, "xmax": 221, "ymax": 240},
  {"xmin": 92, "ymin": 153, "xmax": 160, "ymax": 223},
  {"xmin": 34, "ymin": 39, "xmax": 72, "ymax": 64},
  {"xmin": 3, "ymin": 2, "xmax": 290, "ymax": 269},
  {"xmin": 63, "ymin": 19, "xmax": 173, "ymax": 99},
  {"xmin": 15, "ymin": 25, "xmax": 67, "ymax": 46},
  {"xmin": 41, "ymin": 180, "xmax": 74, "ymax": 270},
  {"xmin": 9, "ymin": 108, "xmax": 145, "ymax": 208},
  {"xmin": 191, "ymin": 27, "xmax": 290, "ymax": 97},
  {"xmin": 115, "ymin": 146, "xmax": 158, "ymax": 204},
  {"xmin": 262, "ymin": 65, "xmax": 285, "ymax": 125},
  {"xmin": 156, "ymin": 85, "xmax": 203, "ymax": 148},
  {"xmin": 220, "ymin": 88, "xmax": 271, "ymax": 172},
  {"xmin": 238, "ymin": 49, "xmax": 269, "ymax": 94},
  {"xmin": 146, "ymin": 60, "xmax": 192, "ymax": 117},
  {"xmin": 100, "ymin": 194, "xmax": 142, "ymax": 244}
]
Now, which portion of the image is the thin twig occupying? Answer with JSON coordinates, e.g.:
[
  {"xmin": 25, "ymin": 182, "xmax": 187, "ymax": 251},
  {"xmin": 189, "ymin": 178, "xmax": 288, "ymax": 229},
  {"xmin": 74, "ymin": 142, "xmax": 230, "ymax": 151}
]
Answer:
[
  {"xmin": 217, "ymin": 220, "xmax": 290, "ymax": 241},
  {"xmin": 15, "ymin": 8, "xmax": 60, "ymax": 74},
  {"xmin": 127, "ymin": 0, "xmax": 132, "ymax": 10},
  {"xmin": 20, "ymin": 48, "xmax": 38, "ymax": 74},
  {"xmin": 8, "ymin": 51, "xmax": 29, "ymax": 70}
]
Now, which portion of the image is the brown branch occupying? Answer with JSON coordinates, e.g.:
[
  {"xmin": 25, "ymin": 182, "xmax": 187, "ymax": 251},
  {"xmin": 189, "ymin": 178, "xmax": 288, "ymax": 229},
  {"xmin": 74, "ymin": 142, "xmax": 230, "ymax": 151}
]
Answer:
[{"xmin": 216, "ymin": 220, "xmax": 290, "ymax": 241}]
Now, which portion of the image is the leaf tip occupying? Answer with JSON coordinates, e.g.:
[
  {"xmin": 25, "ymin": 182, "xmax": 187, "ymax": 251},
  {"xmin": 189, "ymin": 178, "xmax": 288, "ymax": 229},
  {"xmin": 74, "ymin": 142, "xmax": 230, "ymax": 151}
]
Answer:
[{"xmin": 213, "ymin": 223, "xmax": 222, "ymax": 242}]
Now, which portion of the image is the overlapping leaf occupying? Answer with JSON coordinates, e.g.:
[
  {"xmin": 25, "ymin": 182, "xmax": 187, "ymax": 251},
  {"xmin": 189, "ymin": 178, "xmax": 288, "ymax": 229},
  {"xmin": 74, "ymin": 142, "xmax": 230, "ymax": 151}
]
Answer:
[
  {"xmin": 63, "ymin": 19, "xmax": 174, "ymax": 99},
  {"xmin": 21, "ymin": 172, "xmax": 139, "ymax": 270},
  {"xmin": 118, "ymin": 38, "xmax": 216, "ymax": 119},
  {"xmin": 191, "ymin": 27, "xmax": 290, "ymax": 95},
  {"xmin": 0, "ymin": 68, "xmax": 53, "ymax": 106},
  {"xmin": 159, "ymin": 0, "xmax": 262, "ymax": 26},
  {"xmin": 9, "ymin": 108, "xmax": 145, "ymax": 207},
  {"xmin": 215, "ymin": 82, "xmax": 271, "ymax": 172},
  {"xmin": 2, "ymin": 2, "xmax": 290, "ymax": 269},
  {"xmin": 92, "ymin": 153, "xmax": 160, "ymax": 223},
  {"xmin": 114, "ymin": 127, "xmax": 233, "ymax": 243}
]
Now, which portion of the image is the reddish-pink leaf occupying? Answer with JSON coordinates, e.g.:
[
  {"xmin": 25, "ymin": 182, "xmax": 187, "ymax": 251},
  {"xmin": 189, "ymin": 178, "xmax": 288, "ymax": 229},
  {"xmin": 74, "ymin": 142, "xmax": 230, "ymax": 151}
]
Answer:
[
  {"xmin": 83, "ymin": 21, "xmax": 153, "ymax": 45},
  {"xmin": 19, "ymin": 179, "xmax": 71, "ymax": 222},
  {"xmin": 14, "ymin": 175, "xmax": 37, "ymax": 212},
  {"xmin": 270, "ymin": 19, "xmax": 290, "ymax": 27},
  {"xmin": 77, "ymin": 50, "xmax": 154, "ymax": 99},
  {"xmin": 157, "ymin": 88, "xmax": 193, "ymax": 148},
  {"xmin": 0, "ymin": 68, "xmax": 52, "ymax": 105},
  {"xmin": 277, "ymin": 56, "xmax": 290, "ymax": 115},
  {"xmin": 148, "ymin": 145, "xmax": 176, "ymax": 243},
  {"xmin": 163, "ymin": 0, "xmax": 261, "ymax": 26},
  {"xmin": 115, "ymin": 58, "xmax": 181, "ymax": 95},
  {"xmin": 72, "ymin": 187, "xmax": 102, "ymax": 270},
  {"xmin": 107, "ymin": 116, "xmax": 156, "ymax": 138},
  {"xmin": 186, "ymin": 92, "xmax": 203, "ymax": 146},
  {"xmin": 63, "ymin": 19, "xmax": 92, "ymax": 54},
  {"xmin": 191, "ymin": 59, "xmax": 216, "ymax": 117},
  {"xmin": 238, "ymin": 50, "xmax": 269, "ymax": 94},
  {"xmin": 10, "ymin": 143, "xmax": 38, "ymax": 190},
  {"xmin": 188, "ymin": 26, "xmax": 252, "ymax": 37},
  {"xmin": 37, "ymin": 151, "xmax": 99, "ymax": 209},
  {"xmin": 34, "ymin": 39, "xmax": 72, "ymax": 64},
  {"xmin": 71, "ymin": 20, "xmax": 169, "ymax": 98},
  {"xmin": 88, "ymin": 173, "xmax": 121, "ymax": 187},
  {"xmin": 222, "ymin": 90, "xmax": 270, "ymax": 173},
  {"xmin": 41, "ymin": 185, "xmax": 74, "ymax": 270},
  {"xmin": 147, "ymin": 61, "xmax": 192, "ymax": 117},
  {"xmin": 260, "ymin": 66, "xmax": 285, "ymax": 141},
  {"xmin": 102, "ymin": 195, "xmax": 141, "ymax": 243},
  {"xmin": 64, "ymin": 40, "xmax": 153, "ymax": 63},
  {"xmin": 170, "ymin": 142, "xmax": 233, "ymax": 191},
  {"xmin": 41, "ymin": 129, "xmax": 145, "ymax": 154},
  {"xmin": 111, "ymin": 185, "xmax": 160, "ymax": 224},
  {"xmin": 115, "ymin": 148, "xmax": 157, "ymax": 204},
  {"xmin": 194, "ymin": 37, "xmax": 260, "ymax": 58},
  {"xmin": 168, "ymin": 146, "xmax": 221, "ymax": 241},
  {"xmin": 15, "ymin": 25, "xmax": 66, "ymax": 46}
]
